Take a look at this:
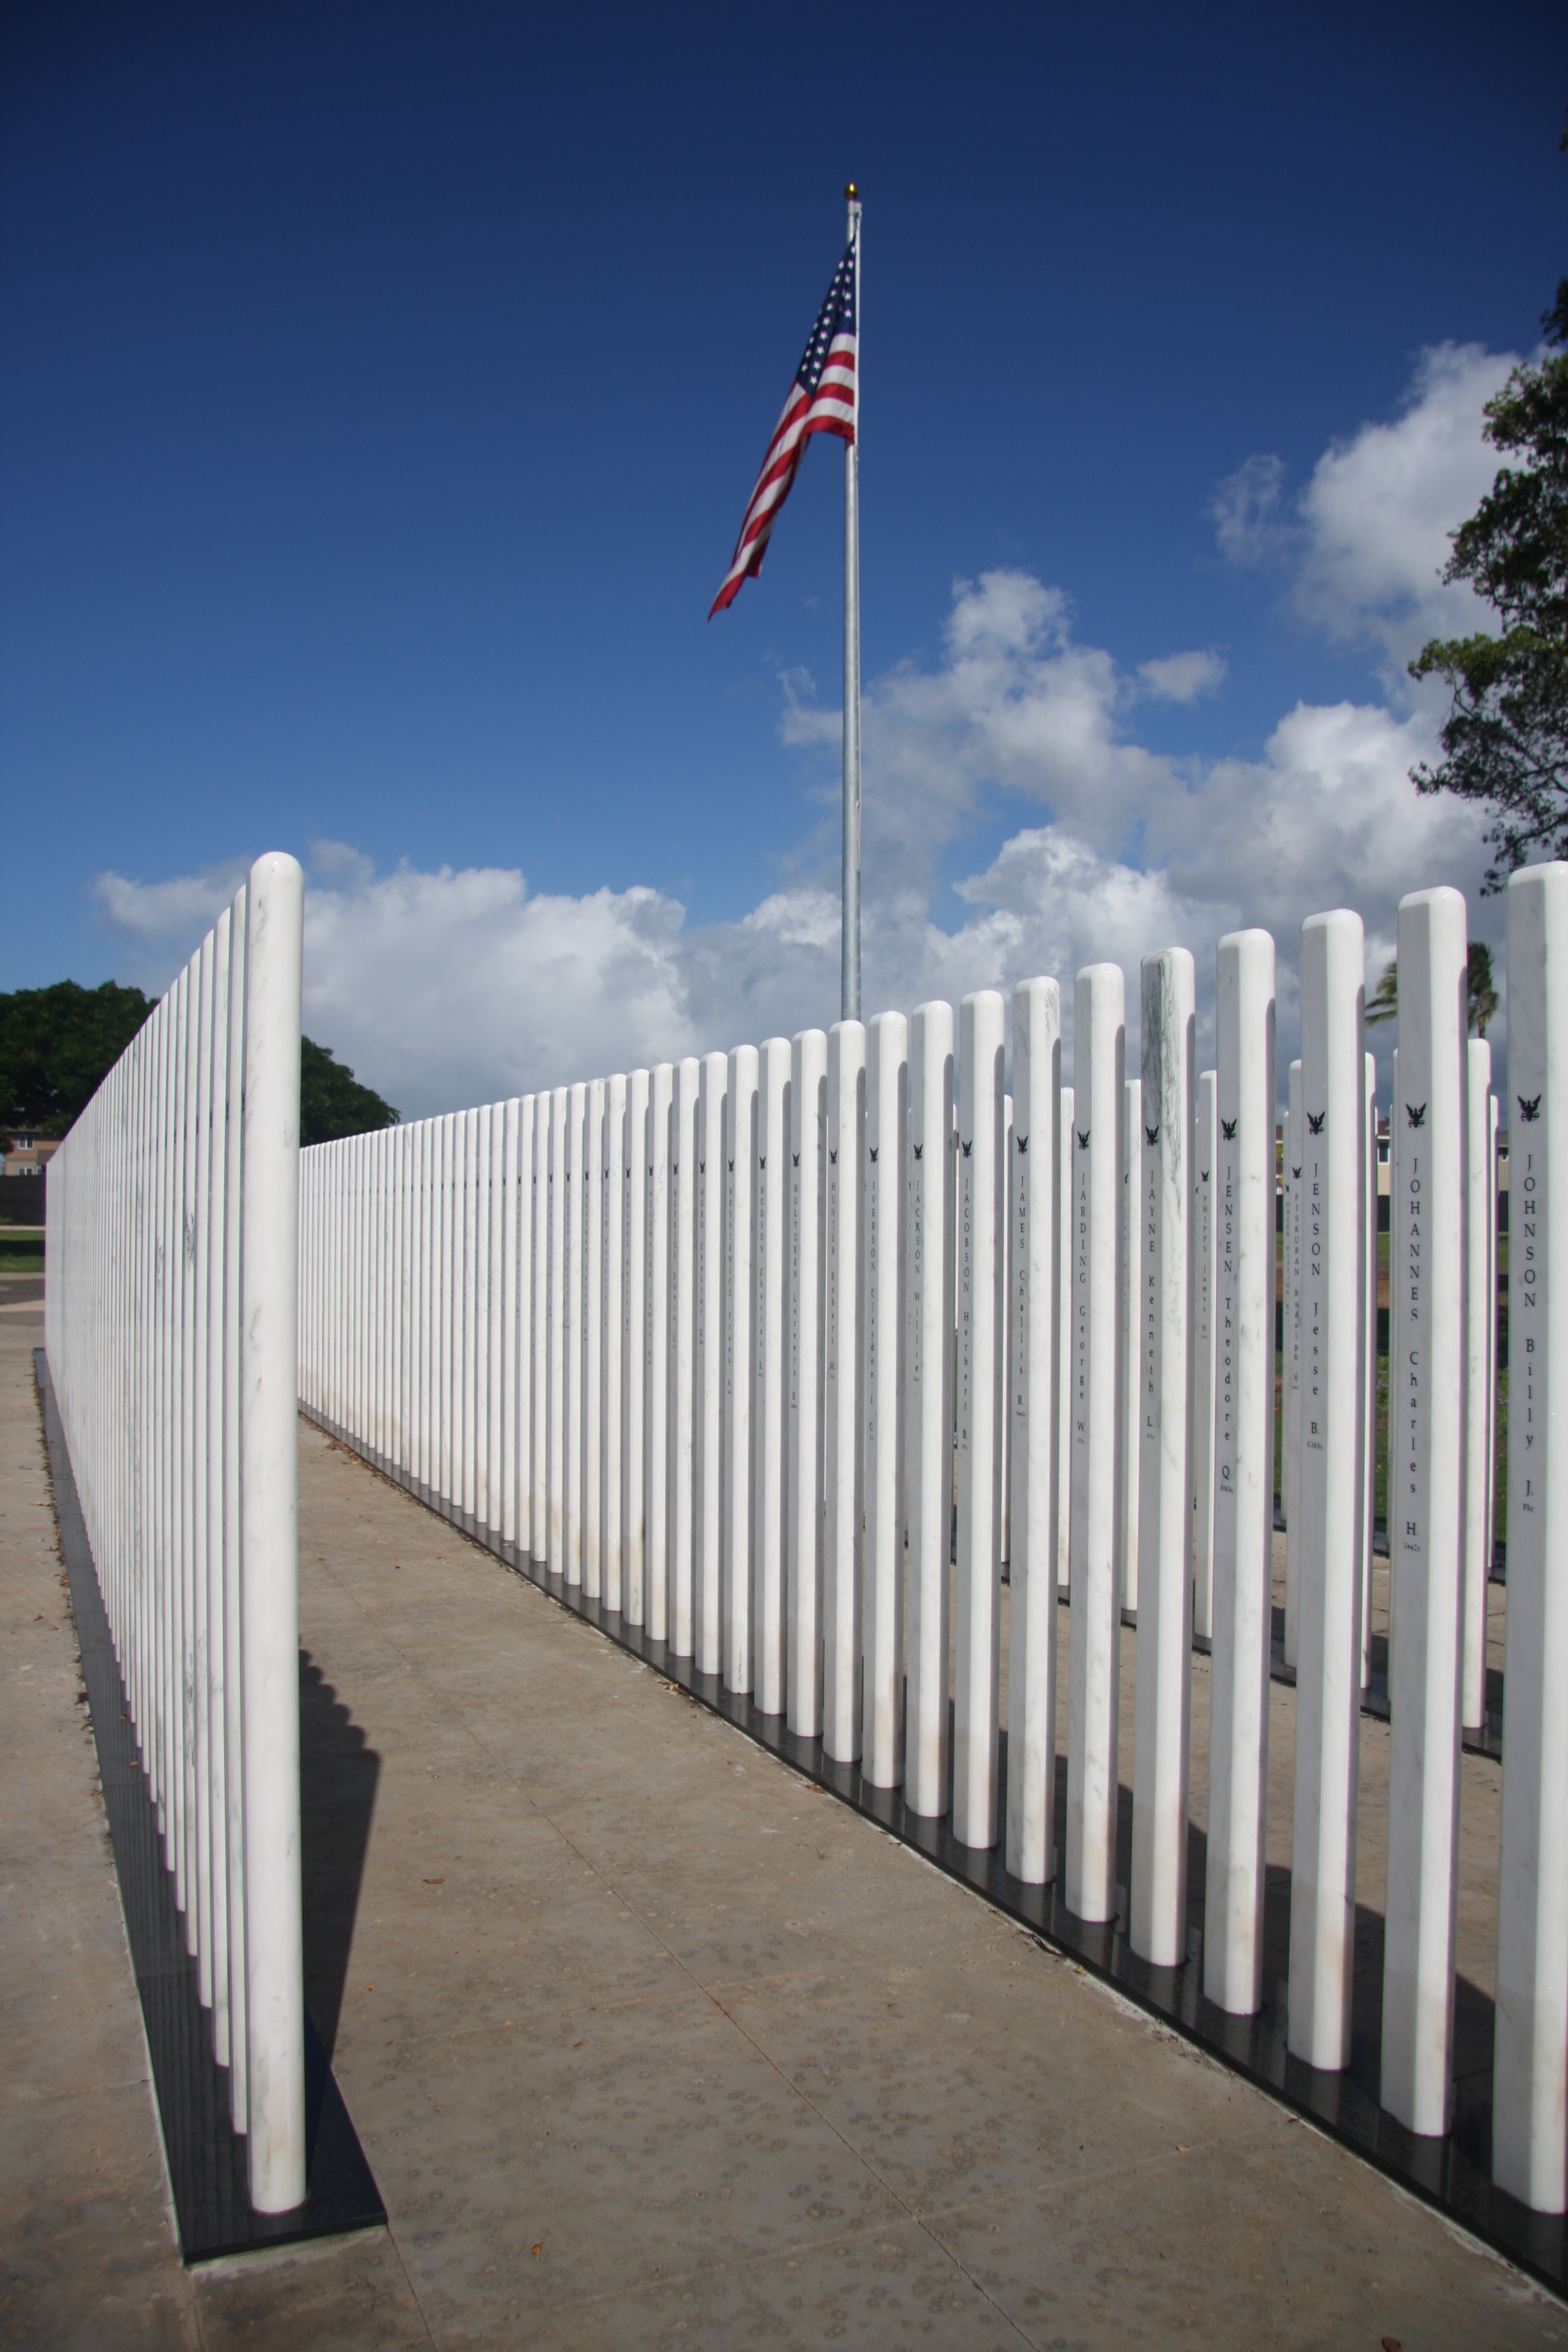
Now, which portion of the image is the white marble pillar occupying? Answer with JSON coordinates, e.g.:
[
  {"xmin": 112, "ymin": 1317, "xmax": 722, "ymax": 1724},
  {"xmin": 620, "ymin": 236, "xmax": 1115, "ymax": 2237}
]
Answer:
[
  {"xmin": 1117, "ymin": 1077, "xmax": 1142, "ymax": 1615},
  {"xmin": 622, "ymin": 1069, "xmax": 650, "ymax": 1624},
  {"xmin": 1001, "ymin": 1089, "xmax": 1014, "ymax": 1574},
  {"xmin": 1288, "ymin": 908, "xmax": 1367, "ymax": 2069},
  {"xmin": 645, "ymin": 1063, "xmax": 674, "ymax": 1641},
  {"xmin": 531, "ymin": 1092, "xmax": 549, "ymax": 1563},
  {"xmin": 501, "ymin": 1100, "xmax": 520, "ymax": 1546},
  {"xmin": 1057, "ymin": 1085, "xmax": 1074, "ymax": 1595},
  {"xmin": 564, "ymin": 1082, "xmax": 586, "ymax": 1586},
  {"xmin": 1067, "ymin": 964, "xmax": 1125, "ymax": 1921},
  {"xmin": 863, "ymin": 1011, "xmax": 906, "ymax": 1787},
  {"xmin": 1460, "ymin": 1040, "xmax": 1492, "ymax": 1732},
  {"xmin": 788, "ymin": 1030, "xmax": 828, "ymax": 1738},
  {"xmin": 1363, "ymin": 1050, "xmax": 1379, "ymax": 1691},
  {"xmin": 906, "ymin": 1001, "xmax": 955, "ymax": 1815},
  {"xmin": 1205, "ymin": 931, "xmax": 1277, "ymax": 2013},
  {"xmin": 601, "ymin": 1076, "xmax": 626, "ymax": 1609},
  {"xmin": 545, "ymin": 1089, "xmax": 567, "ymax": 1570},
  {"xmin": 754, "ymin": 1039, "xmax": 791, "ymax": 1713},
  {"xmin": 1131, "ymin": 949, "xmax": 1195, "ymax": 1966},
  {"xmin": 955, "ymin": 990, "xmax": 1006, "ymax": 1849},
  {"xmin": 669, "ymin": 1057, "xmax": 700, "ymax": 1656},
  {"xmin": 725, "ymin": 1047, "xmax": 759, "ymax": 1691},
  {"xmin": 1006, "ymin": 978, "xmax": 1062, "ymax": 1884},
  {"xmin": 1192, "ymin": 1070, "xmax": 1218, "ymax": 1643},
  {"xmin": 1283, "ymin": 1061, "xmax": 1304, "ymax": 1667},
  {"xmin": 1487, "ymin": 1089, "xmax": 1500, "ymax": 1588},
  {"xmin": 696, "ymin": 1053, "xmax": 727, "ymax": 1673},
  {"xmin": 1494, "ymin": 861, "xmax": 1568, "ymax": 2210},
  {"xmin": 1380, "ymin": 884, "xmax": 1469, "ymax": 2136},
  {"xmin": 463, "ymin": 1108, "xmax": 479, "ymax": 1519},
  {"xmin": 582, "ymin": 1077, "xmax": 606, "ymax": 1597},
  {"xmin": 823, "ymin": 1021, "xmax": 865, "ymax": 1761}
]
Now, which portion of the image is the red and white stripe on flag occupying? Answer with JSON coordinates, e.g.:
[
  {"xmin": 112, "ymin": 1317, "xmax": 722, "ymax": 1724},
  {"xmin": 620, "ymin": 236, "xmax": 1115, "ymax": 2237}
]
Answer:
[{"xmin": 710, "ymin": 241, "xmax": 858, "ymax": 618}]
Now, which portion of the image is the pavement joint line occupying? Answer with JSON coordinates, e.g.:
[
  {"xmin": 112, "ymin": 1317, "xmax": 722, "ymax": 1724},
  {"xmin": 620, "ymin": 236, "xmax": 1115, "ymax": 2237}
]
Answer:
[{"xmin": 309, "ymin": 1440, "xmax": 1046, "ymax": 2350}]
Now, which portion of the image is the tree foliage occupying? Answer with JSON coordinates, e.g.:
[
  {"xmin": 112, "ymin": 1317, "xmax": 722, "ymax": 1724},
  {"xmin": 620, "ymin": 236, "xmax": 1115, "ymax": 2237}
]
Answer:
[
  {"xmin": 299, "ymin": 1037, "xmax": 399, "ymax": 1147},
  {"xmin": 1363, "ymin": 941, "xmax": 1498, "ymax": 1036},
  {"xmin": 0, "ymin": 977, "xmax": 397, "ymax": 1151},
  {"xmin": 1410, "ymin": 181, "xmax": 1568, "ymax": 886}
]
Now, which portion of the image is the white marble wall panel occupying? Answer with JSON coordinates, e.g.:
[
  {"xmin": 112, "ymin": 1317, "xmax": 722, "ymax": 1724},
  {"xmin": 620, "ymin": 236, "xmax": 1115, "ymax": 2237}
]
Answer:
[
  {"xmin": 645, "ymin": 1063, "xmax": 674, "ymax": 1641},
  {"xmin": 696, "ymin": 1053, "xmax": 727, "ymax": 1673},
  {"xmin": 725, "ymin": 1046, "xmax": 759, "ymax": 1691},
  {"xmin": 863, "ymin": 1011, "xmax": 906, "ymax": 1787},
  {"xmin": 622, "ymin": 1069, "xmax": 650, "ymax": 1623},
  {"xmin": 955, "ymin": 990, "xmax": 1006, "ymax": 1849},
  {"xmin": 670, "ymin": 1058, "xmax": 700, "ymax": 1655},
  {"xmin": 1284, "ymin": 1061, "xmax": 1303, "ymax": 1667},
  {"xmin": 788, "ymin": 1030, "xmax": 828, "ymax": 1738},
  {"xmin": 1006, "ymin": 978, "xmax": 1061, "ymax": 1885},
  {"xmin": 1057, "ymin": 1086, "xmax": 1073, "ymax": 1596},
  {"xmin": 1191, "ymin": 1070, "xmax": 1218, "ymax": 1643},
  {"xmin": 823, "ymin": 1022, "xmax": 864, "ymax": 1760},
  {"xmin": 906, "ymin": 1000, "xmax": 955, "ymax": 1815},
  {"xmin": 1462, "ymin": 1039, "xmax": 1492, "ymax": 1731},
  {"xmin": 754, "ymin": 1039, "xmax": 791, "ymax": 1713},
  {"xmin": 582, "ymin": 1079, "xmax": 606, "ymax": 1596},
  {"xmin": 1117, "ymin": 1077, "xmax": 1142, "ymax": 1615}
]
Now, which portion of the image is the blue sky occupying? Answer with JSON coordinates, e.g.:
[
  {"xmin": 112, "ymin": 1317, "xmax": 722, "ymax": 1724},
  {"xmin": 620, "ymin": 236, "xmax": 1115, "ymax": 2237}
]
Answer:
[{"xmin": 3, "ymin": 2, "xmax": 1565, "ymax": 1112}]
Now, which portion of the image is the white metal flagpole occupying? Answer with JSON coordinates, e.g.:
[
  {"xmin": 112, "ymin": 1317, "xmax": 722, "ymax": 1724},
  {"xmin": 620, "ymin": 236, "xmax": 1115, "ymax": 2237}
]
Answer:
[{"xmin": 842, "ymin": 185, "xmax": 862, "ymax": 1025}]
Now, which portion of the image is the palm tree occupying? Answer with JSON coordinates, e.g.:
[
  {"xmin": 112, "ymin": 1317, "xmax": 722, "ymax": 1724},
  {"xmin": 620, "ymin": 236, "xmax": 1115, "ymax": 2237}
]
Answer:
[{"xmin": 1363, "ymin": 942, "xmax": 1498, "ymax": 1036}]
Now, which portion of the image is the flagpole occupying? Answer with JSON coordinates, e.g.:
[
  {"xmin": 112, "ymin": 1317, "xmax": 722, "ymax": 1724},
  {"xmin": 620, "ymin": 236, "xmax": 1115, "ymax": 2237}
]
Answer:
[{"xmin": 842, "ymin": 185, "xmax": 862, "ymax": 1025}]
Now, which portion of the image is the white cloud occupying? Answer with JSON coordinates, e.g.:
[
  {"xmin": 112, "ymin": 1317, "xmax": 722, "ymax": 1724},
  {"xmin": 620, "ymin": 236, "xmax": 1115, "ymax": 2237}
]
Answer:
[
  {"xmin": 1137, "ymin": 649, "xmax": 1227, "ymax": 704},
  {"xmin": 93, "ymin": 343, "xmax": 1521, "ymax": 1113},
  {"xmin": 1211, "ymin": 452, "xmax": 1287, "ymax": 566}
]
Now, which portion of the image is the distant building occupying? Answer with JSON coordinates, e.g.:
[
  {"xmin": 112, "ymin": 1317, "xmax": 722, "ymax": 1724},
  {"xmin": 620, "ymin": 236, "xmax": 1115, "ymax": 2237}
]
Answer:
[{"xmin": 3, "ymin": 1134, "xmax": 60, "ymax": 1178}]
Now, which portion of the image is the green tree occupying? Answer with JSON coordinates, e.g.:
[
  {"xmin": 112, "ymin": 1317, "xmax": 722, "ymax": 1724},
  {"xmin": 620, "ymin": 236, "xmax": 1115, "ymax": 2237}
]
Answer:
[
  {"xmin": 299, "ymin": 1037, "xmax": 399, "ymax": 1146},
  {"xmin": 1409, "ymin": 154, "xmax": 1568, "ymax": 886},
  {"xmin": 1363, "ymin": 941, "xmax": 1498, "ymax": 1036},
  {"xmin": 0, "ymin": 978, "xmax": 397, "ymax": 1150}
]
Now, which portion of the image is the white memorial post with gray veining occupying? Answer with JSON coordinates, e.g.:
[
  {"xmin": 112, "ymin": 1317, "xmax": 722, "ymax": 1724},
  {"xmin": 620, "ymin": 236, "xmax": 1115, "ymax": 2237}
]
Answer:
[
  {"xmin": 754, "ymin": 1039, "xmax": 791, "ymax": 1713},
  {"xmin": 1284, "ymin": 1060, "xmax": 1304, "ymax": 1668},
  {"xmin": 669, "ymin": 1057, "xmax": 700, "ymax": 1656},
  {"xmin": 1131, "ymin": 948, "xmax": 1195, "ymax": 1967},
  {"xmin": 823, "ymin": 1021, "xmax": 865, "ymax": 1760},
  {"xmin": 1289, "ymin": 908, "xmax": 1367, "ymax": 2069},
  {"xmin": 547, "ymin": 1088, "xmax": 568, "ymax": 1575},
  {"xmin": 644, "ymin": 1063, "xmax": 673, "ymax": 1641},
  {"xmin": 788, "ymin": 1030, "xmax": 828, "ymax": 1738},
  {"xmin": 1067, "ymin": 964, "xmax": 1125, "ymax": 1921},
  {"xmin": 531, "ymin": 1094, "xmax": 549, "ymax": 1563},
  {"xmin": 1204, "ymin": 932, "xmax": 1276, "ymax": 2012},
  {"xmin": 565, "ymin": 1082, "xmax": 586, "ymax": 1586},
  {"xmin": 1117, "ymin": 1077, "xmax": 1142, "ymax": 1615},
  {"xmin": 1494, "ymin": 861, "xmax": 1568, "ymax": 2211},
  {"xmin": 955, "ymin": 990, "xmax": 1005, "ymax": 1848},
  {"xmin": 601, "ymin": 1076, "xmax": 625, "ymax": 1610},
  {"xmin": 696, "ymin": 1053, "xmax": 727, "ymax": 1672},
  {"xmin": 582, "ymin": 1079, "xmax": 605, "ymax": 1597},
  {"xmin": 1057, "ymin": 1086, "xmax": 1074, "ymax": 1596},
  {"xmin": 1462, "ymin": 1037, "xmax": 1493, "ymax": 1733},
  {"xmin": 621, "ymin": 1070, "xmax": 650, "ymax": 1622},
  {"xmin": 1007, "ymin": 978, "xmax": 1061, "ymax": 1884},
  {"xmin": 1363, "ymin": 1051, "xmax": 1378, "ymax": 1691},
  {"xmin": 1381, "ymin": 884, "xmax": 1469, "ymax": 2137},
  {"xmin": 725, "ymin": 1045, "xmax": 759, "ymax": 1691},
  {"xmin": 863, "ymin": 1012, "xmax": 907, "ymax": 1787},
  {"xmin": 1192, "ymin": 1070, "xmax": 1218, "ymax": 1643},
  {"xmin": 906, "ymin": 1001, "xmax": 955, "ymax": 1814}
]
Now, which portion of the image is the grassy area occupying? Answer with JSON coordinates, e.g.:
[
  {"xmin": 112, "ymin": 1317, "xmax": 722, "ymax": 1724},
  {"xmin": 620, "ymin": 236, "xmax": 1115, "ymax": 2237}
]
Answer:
[{"xmin": 0, "ymin": 1254, "xmax": 44, "ymax": 1273}]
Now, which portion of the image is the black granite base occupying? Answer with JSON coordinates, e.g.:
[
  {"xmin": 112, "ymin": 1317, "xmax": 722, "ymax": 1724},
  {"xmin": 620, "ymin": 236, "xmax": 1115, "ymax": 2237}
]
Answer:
[
  {"xmin": 304, "ymin": 1401, "xmax": 1568, "ymax": 2301},
  {"xmin": 36, "ymin": 1353, "xmax": 385, "ymax": 2264}
]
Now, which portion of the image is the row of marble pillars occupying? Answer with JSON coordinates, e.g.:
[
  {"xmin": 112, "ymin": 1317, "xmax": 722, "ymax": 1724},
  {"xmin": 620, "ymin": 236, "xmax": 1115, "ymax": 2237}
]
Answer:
[{"xmin": 297, "ymin": 864, "xmax": 1567, "ymax": 2214}]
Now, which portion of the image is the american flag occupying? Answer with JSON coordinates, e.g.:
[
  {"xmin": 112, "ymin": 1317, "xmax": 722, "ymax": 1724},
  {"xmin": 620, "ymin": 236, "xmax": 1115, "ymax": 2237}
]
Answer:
[{"xmin": 709, "ymin": 238, "xmax": 858, "ymax": 618}]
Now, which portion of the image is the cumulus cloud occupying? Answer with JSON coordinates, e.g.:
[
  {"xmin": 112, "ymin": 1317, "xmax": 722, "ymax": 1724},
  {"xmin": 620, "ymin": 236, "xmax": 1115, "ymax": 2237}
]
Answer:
[
  {"xmin": 1211, "ymin": 452, "xmax": 1288, "ymax": 566},
  {"xmin": 94, "ymin": 341, "xmax": 1520, "ymax": 1112}
]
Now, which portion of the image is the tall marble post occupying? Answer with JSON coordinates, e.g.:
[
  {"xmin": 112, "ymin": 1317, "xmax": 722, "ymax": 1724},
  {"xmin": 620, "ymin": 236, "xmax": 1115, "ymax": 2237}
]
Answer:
[
  {"xmin": 1381, "ymin": 884, "xmax": 1469, "ymax": 2136},
  {"xmin": 1131, "ymin": 949, "xmax": 1195, "ymax": 1966},
  {"xmin": 754, "ymin": 1039, "xmax": 791, "ymax": 1714},
  {"xmin": 1363, "ymin": 1050, "xmax": 1379, "ymax": 1691},
  {"xmin": 644, "ymin": 1063, "xmax": 673, "ymax": 1641},
  {"xmin": 1057, "ymin": 1086, "xmax": 1074, "ymax": 1595},
  {"xmin": 1205, "ymin": 930, "xmax": 1276, "ymax": 2013},
  {"xmin": 1289, "ymin": 908, "xmax": 1367, "ymax": 2069},
  {"xmin": 955, "ymin": 990, "xmax": 1006, "ymax": 1849},
  {"xmin": 670, "ymin": 1057, "xmax": 700, "ymax": 1656},
  {"xmin": 696, "ymin": 1053, "xmax": 727, "ymax": 1673},
  {"xmin": 1007, "ymin": 978, "xmax": 1062, "ymax": 1884},
  {"xmin": 1494, "ymin": 861, "xmax": 1568, "ymax": 2211},
  {"xmin": 1191, "ymin": 1070, "xmax": 1218, "ymax": 1643},
  {"xmin": 564, "ymin": 1083, "xmax": 586, "ymax": 1587},
  {"xmin": 531, "ymin": 1094, "xmax": 549, "ymax": 1563},
  {"xmin": 622, "ymin": 1069, "xmax": 651, "ymax": 1626},
  {"xmin": 1067, "ymin": 964, "xmax": 1125, "ymax": 1921},
  {"xmin": 1462, "ymin": 1038, "xmax": 1493, "ymax": 1733},
  {"xmin": 906, "ymin": 1001, "xmax": 955, "ymax": 1815},
  {"xmin": 582, "ymin": 1077, "xmax": 605, "ymax": 1597},
  {"xmin": 601, "ymin": 1075, "xmax": 626, "ymax": 1611},
  {"xmin": 1117, "ymin": 1077, "xmax": 1142, "ymax": 1615},
  {"xmin": 725, "ymin": 1046, "xmax": 759, "ymax": 1692},
  {"xmin": 1284, "ymin": 1060, "xmax": 1304, "ymax": 1667},
  {"xmin": 823, "ymin": 1022, "xmax": 865, "ymax": 1759},
  {"xmin": 788, "ymin": 1030, "xmax": 828, "ymax": 1737},
  {"xmin": 863, "ymin": 1011, "xmax": 907, "ymax": 1787},
  {"xmin": 547, "ymin": 1088, "xmax": 568, "ymax": 1575}
]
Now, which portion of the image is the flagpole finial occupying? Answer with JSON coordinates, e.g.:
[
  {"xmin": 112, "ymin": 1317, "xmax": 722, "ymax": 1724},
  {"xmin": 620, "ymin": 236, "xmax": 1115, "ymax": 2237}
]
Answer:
[{"xmin": 844, "ymin": 182, "xmax": 858, "ymax": 199}]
